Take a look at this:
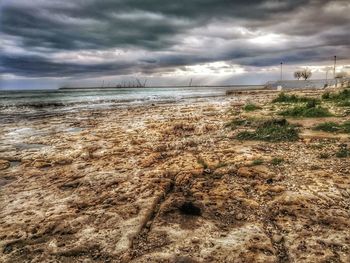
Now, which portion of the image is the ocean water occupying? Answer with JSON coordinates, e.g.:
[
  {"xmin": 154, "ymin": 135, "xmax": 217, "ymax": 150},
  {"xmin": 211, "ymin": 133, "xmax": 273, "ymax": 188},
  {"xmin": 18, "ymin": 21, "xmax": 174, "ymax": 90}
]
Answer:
[{"xmin": 0, "ymin": 86, "xmax": 260, "ymax": 123}]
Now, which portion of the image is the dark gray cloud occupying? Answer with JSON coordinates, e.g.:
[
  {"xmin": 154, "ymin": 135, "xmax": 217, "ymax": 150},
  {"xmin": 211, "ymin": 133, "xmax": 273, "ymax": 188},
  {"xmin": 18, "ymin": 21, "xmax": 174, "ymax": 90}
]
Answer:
[
  {"xmin": 0, "ymin": 0, "xmax": 349, "ymax": 80},
  {"xmin": 1, "ymin": 54, "xmax": 137, "ymax": 77}
]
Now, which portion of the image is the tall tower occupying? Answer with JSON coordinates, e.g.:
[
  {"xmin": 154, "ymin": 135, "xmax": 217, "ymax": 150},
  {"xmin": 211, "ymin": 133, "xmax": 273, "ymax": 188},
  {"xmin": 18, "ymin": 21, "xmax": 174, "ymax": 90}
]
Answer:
[{"xmin": 280, "ymin": 62, "xmax": 283, "ymax": 81}]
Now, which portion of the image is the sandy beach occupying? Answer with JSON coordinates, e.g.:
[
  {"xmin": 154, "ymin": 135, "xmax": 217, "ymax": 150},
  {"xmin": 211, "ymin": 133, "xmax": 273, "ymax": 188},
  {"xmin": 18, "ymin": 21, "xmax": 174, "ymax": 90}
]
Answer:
[{"xmin": 0, "ymin": 89, "xmax": 349, "ymax": 262}]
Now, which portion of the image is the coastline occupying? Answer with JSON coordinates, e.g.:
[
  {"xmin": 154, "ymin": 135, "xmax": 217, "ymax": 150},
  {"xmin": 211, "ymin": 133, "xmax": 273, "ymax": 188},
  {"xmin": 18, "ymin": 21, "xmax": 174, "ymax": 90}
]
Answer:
[
  {"xmin": 0, "ymin": 89, "xmax": 349, "ymax": 262},
  {"xmin": 0, "ymin": 86, "xmax": 264, "ymax": 124}
]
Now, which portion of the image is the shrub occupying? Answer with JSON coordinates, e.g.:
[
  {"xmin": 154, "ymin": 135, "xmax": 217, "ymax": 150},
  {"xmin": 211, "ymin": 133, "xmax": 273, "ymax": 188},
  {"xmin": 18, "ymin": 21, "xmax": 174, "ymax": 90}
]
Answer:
[
  {"xmin": 322, "ymin": 89, "xmax": 350, "ymax": 106},
  {"xmin": 272, "ymin": 92, "xmax": 320, "ymax": 104},
  {"xmin": 225, "ymin": 119, "xmax": 250, "ymax": 130},
  {"xmin": 236, "ymin": 119, "xmax": 299, "ymax": 142},
  {"xmin": 342, "ymin": 121, "xmax": 350, "ymax": 133},
  {"xmin": 271, "ymin": 157, "xmax": 284, "ymax": 165},
  {"xmin": 279, "ymin": 105, "xmax": 333, "ymax": 118},
  {"xmin": 338, "ymin": 100, "xmax": 350, "ymax": 107},
  {"xmin": 197, "ymin": 157, "xmax": 209, "ymax": 169},
  {"xmin": 319, "ymin": 153, "xmax": 330, "ymax": 159},
  {"xmin": 313, "ymin": 121, "xmax": 350, "ymax": 133},
  {"xmin": 306, "ymin": 99, "xmax": 318, "ymax": 108},
  {"xmin": 336, "ymin": 146, "xmax": 350, "ymax": 158},
  {"xmin": 250, "ymin": 159, "xmax": 264, "ymax": 166},
  {"xmin": 313, "ymin": 122, "xmax": 340, "ymax": 132},
  {"xmin": 322, "ymin": 92, "xmax": 330, "ymax": 100},
  {"xmin": 243, "ymin": 103, "xmax": 261, "ymax": 112}
]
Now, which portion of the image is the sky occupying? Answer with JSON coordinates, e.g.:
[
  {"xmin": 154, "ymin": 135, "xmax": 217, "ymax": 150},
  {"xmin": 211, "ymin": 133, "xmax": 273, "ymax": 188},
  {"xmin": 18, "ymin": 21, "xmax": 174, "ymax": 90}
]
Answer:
[{"xmin": 0, "ymin": 0, "xmax": 349, "ymax": 89}]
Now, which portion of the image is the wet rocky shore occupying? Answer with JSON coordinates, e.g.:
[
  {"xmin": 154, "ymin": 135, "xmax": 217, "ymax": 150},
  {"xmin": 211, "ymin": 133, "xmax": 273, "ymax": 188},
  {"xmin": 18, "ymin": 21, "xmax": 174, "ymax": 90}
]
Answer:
[{"xmin": 0, "ymin": 90, "xmax": 349, "ymax": 262}]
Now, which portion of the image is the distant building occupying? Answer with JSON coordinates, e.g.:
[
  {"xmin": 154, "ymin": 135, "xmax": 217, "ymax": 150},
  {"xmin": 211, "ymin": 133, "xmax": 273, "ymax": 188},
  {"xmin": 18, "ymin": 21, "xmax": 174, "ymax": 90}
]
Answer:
[{"xmin": 265, "ymin": 78, "xmax": 349, "ymax": 90}]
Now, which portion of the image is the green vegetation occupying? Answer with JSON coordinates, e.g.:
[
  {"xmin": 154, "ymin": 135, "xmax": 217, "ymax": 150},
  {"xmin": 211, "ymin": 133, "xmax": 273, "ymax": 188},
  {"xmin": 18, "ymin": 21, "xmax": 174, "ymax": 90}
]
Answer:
[
  {"xmin": 319, "ymin": 153, "xmax": 330, "ymax": 159},
  {"xmin": 271, "ymin": 157, "xmax": 284, "ymax": 165},
  {"xmin": 272, "ymin": 92, "xmax": 319, "ymax": 104},
  {"xmin": 197, "ymin": 157, "xmax": 209, "ymax": 169},
  {"xmin": 313, "ymin": 121, "xmax": 350, "ymax": 133},
  {"xmin": 322, "ymin": 89, "xmax": 350, "ymax": 106},
  {"xmin": 243, "ymin": 103, "xmax": 261, "ymax": 112},
  {"xmin": 336, "ymin": 146, "xmax": 350, "ymax": 158},
  {"xmin": 225, "ymin": 119, "xmax": 250, "ymax": 130},
  {"xmin": 250, "ymin": 159, "xmax": 264, "ymax": 166},
  {"xmin": 321, "ymin": 92, "xmax": 330, "ymax": 100},
  {"xmin": 236, "ymin": 119, "xmax": 299, "ymax": 142},
  {"xmin": 338, "ymin": 101, "xmax": 350, "ymax": 107},
  {"xmin": 279, "ymin": 103, "xmax": 333, "ymax": 118},
  {"xmin": 313, "ymin": 122, "xmax": 340, "ymax": 132}
]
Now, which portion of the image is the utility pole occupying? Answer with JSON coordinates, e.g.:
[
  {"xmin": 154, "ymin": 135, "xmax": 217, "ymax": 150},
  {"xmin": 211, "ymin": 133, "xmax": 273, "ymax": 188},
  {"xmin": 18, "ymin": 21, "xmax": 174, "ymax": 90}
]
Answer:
[
  {"xmin": 333, "ymin": 56, "xmax": 337, "ymax": 79},
  {"xmin": 280, "ymin": 62, "xmax": 283, "ymax": 81}
]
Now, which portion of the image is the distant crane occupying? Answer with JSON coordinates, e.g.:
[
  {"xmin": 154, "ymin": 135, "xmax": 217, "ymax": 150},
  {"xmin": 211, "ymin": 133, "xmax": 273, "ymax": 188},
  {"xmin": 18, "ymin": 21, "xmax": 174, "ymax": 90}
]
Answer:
[{"xmin": 134, "ymin": 78, "xmax": 147, "ymax": 87}]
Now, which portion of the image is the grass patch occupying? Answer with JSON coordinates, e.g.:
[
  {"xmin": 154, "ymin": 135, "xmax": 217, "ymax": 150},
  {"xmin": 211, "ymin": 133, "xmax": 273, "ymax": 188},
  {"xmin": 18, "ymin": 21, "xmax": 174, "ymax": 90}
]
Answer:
[
  {"xmin": 243, "ymin": 103, "xmax": 261, "ymax": 112},
  {"xmin": 313, "ymin": 121, "xmax": 350, "ymax": 133},
  {"xmin": 225, "ymin": 119, "xmax": 250, "ymax": 130},
  {"xmin": 319, "ymin": 153, "xmax": 330, "ymax": 159},
  {"xmin": 271, "ymin": 157, "xmax": 284, "ymax": 165},
  {"xmin": 250, "ymin": 159, "xmax": 264, "ymax": 166},
  {"xmin": 236, "ymin": 119, "xmax": 299, "ymax": 142},
  {"xmin": 272, "ymin": 92, "xmax": 320, "ymax": 104},
  {"xmin": 279, "ymin": 104, "xmax": 333, "ymax": 118},
  {"xmin": 338, "ymin": 100, "xmax": 350, "ymax": 107},
  {"xmin": 197, "ymin": 157, "xmax": 209, "ymax": 169},
  {"xmin": 313, "ymin": 122, "xmax": 340, "ymax": 132},
  {"xmin": 322, "ymin": 89, "xmax": 350, "ymax": 106},
  {"xmin": 336, "ymin": 146, "xmax": 350, "ymax": 158}
]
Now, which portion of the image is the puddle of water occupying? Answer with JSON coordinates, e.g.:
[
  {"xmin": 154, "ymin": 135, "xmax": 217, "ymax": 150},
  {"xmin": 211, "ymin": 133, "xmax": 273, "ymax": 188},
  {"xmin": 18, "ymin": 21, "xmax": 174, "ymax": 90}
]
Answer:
[
  {"xmin": 65, "ymin": 127, "xmax": 84, "ymax": 133},
  {"xmin": 6, "ymin": 128, "xmax": 38, "ymax": 137},
  {"xmin": 10, "ymin": 161, "xmax": 21, "ymax": 167}
]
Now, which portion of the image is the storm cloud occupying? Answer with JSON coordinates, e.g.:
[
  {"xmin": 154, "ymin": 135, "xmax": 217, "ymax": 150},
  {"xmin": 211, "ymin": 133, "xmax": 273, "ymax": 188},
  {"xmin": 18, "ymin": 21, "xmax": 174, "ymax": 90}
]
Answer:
[{"xmin": 0, "ymin": 0, "xmax": 349, "ymax": 87}]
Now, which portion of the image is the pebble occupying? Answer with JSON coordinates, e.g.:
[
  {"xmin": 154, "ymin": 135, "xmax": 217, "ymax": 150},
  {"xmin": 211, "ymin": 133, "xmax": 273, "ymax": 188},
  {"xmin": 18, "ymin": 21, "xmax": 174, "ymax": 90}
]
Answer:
[
  {"xmin": 272, "ymin": 234, "xmax": 283, "ymax": 243},
  {"xmin": 235, "ymin": 213, "xmax": 244, "ymax": 220},
  {"xmin": 191, "ymin": 237, "xmax": 200, "ymax": 244}
]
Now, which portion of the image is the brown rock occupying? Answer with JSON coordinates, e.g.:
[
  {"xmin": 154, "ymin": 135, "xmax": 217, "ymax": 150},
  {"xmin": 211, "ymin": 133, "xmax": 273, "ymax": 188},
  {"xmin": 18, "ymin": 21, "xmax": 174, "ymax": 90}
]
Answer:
[
  {"xmin": 252, "ymin": 165, "xmax": 273, "ymax": 179},
  {"xmin": 242, "ymin": 198, "xmax": 260, "ymax": 209},
  {"xmin": 0, "ymin": 160, "xmax": 10, "ymax": 170},
  {"xmin": 268, "ymin": 185, "xmax": 286, "ymax": 193},
  {"xmin": 141, "ymin": 153, "xmax": 161, "ymax": 168},
  {"xmin": 54, "ymin": 157, "xmax": 73, "ymax": 165},
  {"xmin": 237, "ymin": 167, "xmax": 254, "ymax": 178},
  {"xmin": 213, "ymin": 165, "xmax": 237, "ymax": 177},
  {"xmin": 32, "ymin": 160, "xmax": 51, "ymax": 168},
  {"xmin": 175, "ymin": 172, "xmax": 194, "ymax": 186}
]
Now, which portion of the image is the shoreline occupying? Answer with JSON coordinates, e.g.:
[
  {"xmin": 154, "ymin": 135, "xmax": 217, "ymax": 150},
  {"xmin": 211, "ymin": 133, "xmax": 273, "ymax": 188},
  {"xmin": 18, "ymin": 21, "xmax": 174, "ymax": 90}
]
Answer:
[{"xmin": 59, "ymin": 85, "xmax": 265, "ymax": 90}]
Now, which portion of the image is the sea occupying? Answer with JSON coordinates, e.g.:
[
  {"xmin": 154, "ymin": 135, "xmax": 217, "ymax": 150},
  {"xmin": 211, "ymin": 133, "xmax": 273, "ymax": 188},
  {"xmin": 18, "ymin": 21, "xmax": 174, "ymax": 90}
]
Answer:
[{"xmin": 0, "ymin": 86, "xmax": 261, "ymax": 123}]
